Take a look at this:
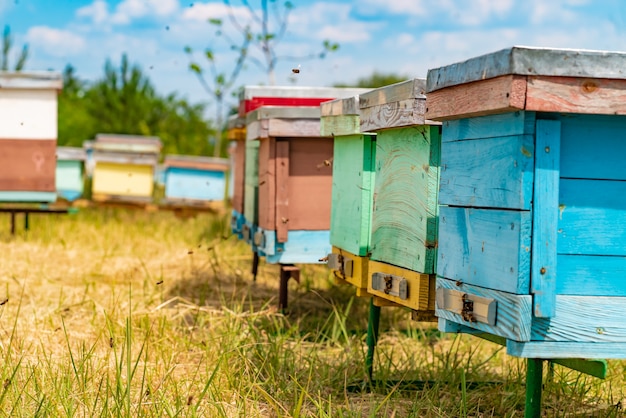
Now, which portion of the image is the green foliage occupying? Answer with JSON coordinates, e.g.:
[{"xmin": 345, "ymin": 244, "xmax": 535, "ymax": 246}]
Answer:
[
  {"xmin": 1, "ymin": 25, "xmax": 28, "ymax": 71},
  {"xmin": 57, "ymin": 55, "xmax": 215, "ymax": 157},
  {"xmin": 335, "ymin": 72, "xmax": 410, "ymax": 89}
]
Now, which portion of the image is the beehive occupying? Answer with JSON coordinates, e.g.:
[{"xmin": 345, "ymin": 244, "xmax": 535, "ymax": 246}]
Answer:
[
  {"xmin": 358, "ymin": 79, "xmax": 441, "ymax": 312},
  {"xmin": 55, "ymin": 146, "xmax": 86, "ymax": 202},
  {"xmin": 162, "ymin": 155, "xmax": 229, "ymax": 205},
  {"xmin": 0, "ymin": 71, "xmax": 62, "ymax": 203},
  {"xmin": 321, "ymin": 95, "xmax": 374, "ymax": 293},
  {"xmin": 427, "ymin": 46, "xmax": 626, "ymax": 359},
  {"xmin": 228, "ymin": 114, "xmax": 246, "ymax": 237},
  {"xmin": 91, "ymin": 134, "xmax": 161, "ymax": 203}
]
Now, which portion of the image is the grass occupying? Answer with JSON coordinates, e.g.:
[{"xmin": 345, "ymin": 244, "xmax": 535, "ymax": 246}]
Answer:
[{"xmin": 0, "ymin": 207, "xmax": 623, "ymax": 417}]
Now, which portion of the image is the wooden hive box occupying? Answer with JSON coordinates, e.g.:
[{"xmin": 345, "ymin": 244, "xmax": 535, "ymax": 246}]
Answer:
[
  {"xmin": 228, "ymin": 114, "xmax": 247, "ymax": 237},
  {"xmin": 358, "ymin": 79, "xmax": 441, "ymax": 313},
  {"xmin": 56, "ymin": 146, "xmax": 86, "ymax": 202},
  {"xmin": 321, "ymin": 95, "xmax": 374, "ymax": 294},
  {"xmin": 91, "ymin": 134, "xmax": 161, "ymax": 203},
  {"xmin": 239, "ymin": 86, "xmax": 368, "ymax": 248},
  {"xmin": 246, "ymin": 105, "xmax": 332, "ymax": 264},
  {"xmin": 427, "ymin": 46, "xmax": 626, "ymax": 359},
  {"xmin": 162, "ymin": 155, "xmax": 229, "ymax": 204},
  {"xmin": 0, "ymin": 71, "xmax": 62, "ymax": 203}
]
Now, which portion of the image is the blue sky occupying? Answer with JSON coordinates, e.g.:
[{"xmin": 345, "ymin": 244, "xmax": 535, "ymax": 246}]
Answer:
[{"xmin": 2, "ymin": 0, "xmax": 626, "ymax": 115}]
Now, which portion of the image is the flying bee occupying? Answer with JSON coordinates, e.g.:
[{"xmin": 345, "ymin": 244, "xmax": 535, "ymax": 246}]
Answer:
[{"xmin": 292, "ymin": 64, "xmax": 301, "ymax": 74}]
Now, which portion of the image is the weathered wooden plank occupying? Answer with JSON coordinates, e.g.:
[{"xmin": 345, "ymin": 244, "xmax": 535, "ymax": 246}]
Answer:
[
  {"xmin": 558, "ymin": 179, "xmax": 626, "ymax": 256},
  {"xmin": 526, "ymin": 76, "xmax": 626, "ymax": 115},
  {"xmin": 330, "ymin": 246, "xmax": 370, "ymax": 291},
  {"xmin": 359, "ymin": 78, "xmax": 426, "ymax": 108},
  {"xmin": 557, "ymin": 254, "xmax": 626, "ymax": 296},
  {"xmin": 439, "ymin": 135, "xmax": 534, "ymax": 210},
  {"xmin": 531, "ymin": 296, "xmax": 626, "ymax": 343},
  {"xmin": 531, "ymin": 120, "xmax": 561, "ymax": 318},
  {"xmin": 286, "ymin": 138, "xmax": 333, "ymax": 231},
  {"xmin": 426, "ymin": 46, "xmax": 626, "ymax": 92},
  {"xmin": 360, "ymin": 99, "xmax": 431, "ymax": 132},
  {"xmin": 330, "ymin": 134, "xmax": 376, "ymax": 256},
  {"xmin": 367, "ymin": 260, "xmax": 434, "ymax": 311},
  {"xmin": 560, "ymin": 114, "xmax": 626, "ymax": 181},
  {"xmin": 437, "ymin": 206, "xmax": 531, "ymax": 294},
  {"xmin": 436, "ymin": 278, "xmax": 533, "ymax": 342},
  {"xmin": 268, "ymin": 119, "xmax": 323, "ymax": 138},
  {"xmin": 243, "ymin": 140, "xmax": 260, "ymax": 224},
  {"xmin": 320, "ymin": 96, "xmax": 360, "ymax": 117},
  {"xmin": 370, "ymin": 126, "xmax": 440, "ymax": 273},
  {"xmin": 275, "ymin": 141, "xmax": 289, "ymax": 243},
  {"xmin": 260, "ymin": 229, "xmax": 331, "ymax": 264},
  {"xmin": 441, "ymin": 111, "xmax": 535, "ymax": 142},
  {"xmin": 0, "ymin": 138, "xmax": 56, "ymax": 192},
  {"xmin": 507, "ymin": 341, "xmax": 626, "ymax": 359},
  {"xmin": 320, "ymin": 115, "xmax": 361, "ymax": 137},
  {"xmin": 231, "ymin": 139, "xmax": 246, "ymax": 213},
  {"xmin": 425, "ymin": 75, "xmax": 527, "ymax": 121},
  {"xmin": 257, "ymin": 138, "xmax": 276, "ymax": 230}
]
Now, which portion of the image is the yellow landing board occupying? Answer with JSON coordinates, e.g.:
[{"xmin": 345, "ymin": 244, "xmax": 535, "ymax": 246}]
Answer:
[
  {"xmin": 367, "ymin": 260, "xmax": 435, "ymax": 312},
  {"xmin": 329, "ymin": 247, "xmax": 370, "ymax": 296}
]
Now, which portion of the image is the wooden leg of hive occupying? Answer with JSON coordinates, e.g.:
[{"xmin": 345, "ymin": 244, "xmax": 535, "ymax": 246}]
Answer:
[
  {"xmin": 252, "ymin": 251, "xmax": 260, "ymax": 281},
  {"xmin": 366, "ymin": 298, "xmax": 381, "ymax": 382},
  {"xmin": 525, "ymin": 358, "xmax": 543, "ymax": 418},
  {"xmin": 24, "ymin": 212, "xmax": 30, "ymax": 231},
  {"xmin": 278, "ymin": 264, "xmax": 299, "ymax": 313}
]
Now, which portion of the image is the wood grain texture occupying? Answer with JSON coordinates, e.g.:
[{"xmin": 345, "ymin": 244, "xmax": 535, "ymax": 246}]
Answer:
[
  {"xmin": 330, "ymin": 134, "xmax": 376, "ymax": 256},
  {"xmin": 526, "ymin": 76, "xmax": 626, "ymax": 115},
  {"xmin": 507, "ymin": 340, "xmax": 626, "ymax": 359},
  {"xmin": 558, "ymin": 179, "xmax": 626, "ymax": 256},
  {"xmin": 436, "ymin": 277, "xmax": 532, "ymax": 342},
  {"xmin": 268, "ymin": 119, "xmax": 324, "ymax": 138},
  {"xmin": 320, "ymin": 96, "xmax": 360, "ymax": 117},
  {"xmin": 437, "ymin": 206, "xmax": 531, "ymax": 294},
  {"xmin": 439, "ymin": 134, "xmax": 535, "ymax": 210},
  {"xmin": 359, "ymin": 78, "xmax": 426, "ymax": 108},
  {"xmin": 275, "ymin": 141, "xmax": 289, "ymax": 242},
  {"xmin": 559, "ymin": 113, "xmax": 626, "ymax": 181},
  {"xmin": 231, "ymin": 139, "xmax": 246, "ymax": 213},
  {"xmin": 243, "ymin": 140, "xmax": 260, "ymax": 224},
  {"xmin": 370, "ymin": 126, "xmax": 440, "ymax": 273},
  {"xmin": 367, "ymin": 260, "xmax": 435, "ymax": 311},
  {"xmin": 0, "ymin": 138, "xmax": 56, "ymax": 192},
  {"xmin": 320, "ymin": 115, "xmax": 361, "ymax": 136},
  {"xmin": 442, "ymin": 111, "xmax": 535, "ymax": 142},
  {"xmin": 531, "ymin": 120, "xmax": 561, "ymax": 318},
  {"xmin": 557, "ymin": 254, "xmax": 626, "ymax": 296},
  {"xmin": 425, "ymin": 75, "xmax": 527, "ymax": 121},
  {"xmin": 360, "ymin": 99, "xmax": 430, "ymax": 132},
  {"xmin": 257, "ymin": 137, "xmax": 276, "ymax": 230},
  {"xmin": 331, "ymin": 246, "xmax": 370, "ymax": 291},
  {"xmin": 261, "ymin": 229, "xmax": 331, "ymax": 264}
]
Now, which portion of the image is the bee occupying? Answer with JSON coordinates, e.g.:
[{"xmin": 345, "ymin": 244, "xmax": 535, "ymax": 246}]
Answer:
[
  {"xmin": 156, "ymin": 280, "xmax": 164, "ymax": 285},
  {"xmin": 109, "ymin": 337, "xmax": 114, "ymax": 348},
  {"xmin": 292, "ymin": 64, "xmax": 301, "ymax": 74},
  {"xmin": 0, "ymin": 298, "xmax": 7, "ymax": 306}
]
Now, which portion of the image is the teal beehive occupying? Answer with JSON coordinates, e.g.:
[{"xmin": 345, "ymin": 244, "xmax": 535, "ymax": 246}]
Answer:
[{"xmin": 56, "ymin": 146, "xmax": 86, "ymax": 202}]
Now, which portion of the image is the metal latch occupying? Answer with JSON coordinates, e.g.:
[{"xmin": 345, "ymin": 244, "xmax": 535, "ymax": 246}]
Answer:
[
  {"xmin": 253, "ymin": 231, "xmax": 265, "ymax": 247},
  {"xmin": 371, "ymin": 272, "xmax": 408, "ymax": 300},
  {"xmin": 326, "ymin": 253, "xmax": 354, "ymax": 277},
  {"xmin": 436, "ymin": 288, "xmax": 497, "ymax": 326}
]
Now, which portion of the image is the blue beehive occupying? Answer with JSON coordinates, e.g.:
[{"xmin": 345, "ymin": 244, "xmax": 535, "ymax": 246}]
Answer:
[
  {"xmin": 55, "ymin": 146, "xmax": 86, "ymax": 202},
  {"xmin": 426, "ymin": 46, "xmax": 626, "ymax": 359},
  {"xmin": 162, "ymin": 155, "xmax": 229, "ymax": 205}
]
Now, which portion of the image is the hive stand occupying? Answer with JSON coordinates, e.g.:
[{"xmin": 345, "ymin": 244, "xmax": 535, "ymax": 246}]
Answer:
[{"xmin": 427, "ymin": 46, "xmax": 626, "ymax": 417}]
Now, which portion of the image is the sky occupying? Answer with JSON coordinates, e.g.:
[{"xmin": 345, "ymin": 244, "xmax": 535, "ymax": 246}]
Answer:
[{"xmin": 2, "ymin": 0, "xmax": 626, "ymax": 116}]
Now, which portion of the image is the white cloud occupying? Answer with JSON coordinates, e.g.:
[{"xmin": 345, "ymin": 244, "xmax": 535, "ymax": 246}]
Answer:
[
  {"xmin": 181, "ymin": 2, "xmax": 250, "ymax": 23},
  {"xmin": 111, "ymin": 0, "xmax": 179, "ymax": 25},
  {"xmin": 26, "ymin": 26, "xmax": 86, "ymax": 57},
  {"xmin": 76, "ymin": 0, "xmax": 109, "ymax": 24},
  {"xmin": 289, "ymin": 2, "xmax": 377, "ymax": 43}
]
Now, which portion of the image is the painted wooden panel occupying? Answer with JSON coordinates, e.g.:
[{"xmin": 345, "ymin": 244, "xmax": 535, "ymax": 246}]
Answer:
[
  {"xmin": 507, "ymin": 340, "xmax": 626, "ymax": 359},
  {"xmin": 0, "ymin": 139, "xmax": 56, "ymax": 192},
  {"xmin": 243, "ymin": 140, "xmax": 260, "ymax": 224},
  {"xmin": 439, "ymin": 134, "xmax": 534, "ymax": 210},
  {"xmin": 320, "ymin": 115, "xmax": 360, "ymax": 137},
  {"xmin": 231, "ymin": 209, "xmax": 245, "ymax": 238},
  {"xmin": 330, "ymin": 133, "xmax": 376, "ymax": 256},
  {"xmin": 0, "ymin": 89, "xmax": 58, "ymax": 139},
  {"xmin": 257, "ymin": 138, "xmax": 275, "ymax": 230},
  {"xmin": 367, "ymin": 260, "xmax": 434, "ymax": 311},
  {"xmin": 232, "ymin": 139, "xmax": 246, "ymax": 213},
  {"xmin": 0, "ymin": 191, "xmax": 57, "ymax": 202},
  {"xmin": 559, "ymin": 114, "xmax": 626, "ymax": 181},
  {"xmin": 164, "ymin": 167, "xmax": 226, "ymax": 201},
  {"xmin": 442, "ymin": 111, "xmax": 535, "ymax": 142},
  {"xmin": 558, "ymin": 179, "xmax": 626, "ymax": 256},
  {"xmin": 557, "ymin": 254, "xmax": 626, "ymax": 296},
  {"xmin": 55, "ymin": 160, "xmax": 84, "ymax": 201},
  {"xmin": 330, "ymin": 247, "xmax": 370, "ymax": 291},
  {"xmin": 437, "ymin": 206, "xmax": 531, "ymax": 295},
  {"xmin": 361, "ymin": 99, "xmax": 429, "ymax": 132},
  {"xmin": 436, "ymin": 278, "xmax": 533, "ymax": 342},
  {"xmin": 275, "ymin": 141, "xmax": 289, "ymax": 242},
  {"xmin": 257, "ymin": 228, "xmax": 331, "ymax": 264},
  {"xmin": 530, "ymin": 120, "xmax": 561, "ymax": 318},
  {"xmin": 92, "ymin": 162, "xmax": 154, "ymax": 198},
  {"xmin": 370, "ymin": 125, "xmax": 440, "ymax": 273},
  {"xmin": 284, "ymin": 138, "xmax": 333, "ymax": 231}
]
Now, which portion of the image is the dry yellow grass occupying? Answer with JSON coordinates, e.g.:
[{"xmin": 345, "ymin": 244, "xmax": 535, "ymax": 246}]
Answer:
[{"xmin": 0, "ymin": 207, "xmax": 623, "ymax": 417}]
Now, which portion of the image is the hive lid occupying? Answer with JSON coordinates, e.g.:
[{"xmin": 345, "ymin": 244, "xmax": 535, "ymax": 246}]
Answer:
[
  {"xmin": 245, "ymin": 105, "xmax": 321, "ymax": 123},
  {"xmin": 163, "ymin": 154, "xmax": 229, "ymax": 171},
  {"xmin": 0, "ymin": 71, "xmax": 63, "ymax": 90},
  {"xmin": 93, "ymin": 150, "xmax": 159, "ymax": 165},
  {"xmin": 56, "ymin": 146, "xmax": 87, "ymax": 161},
  {"xmin": 93, "ymin": 134, "xmax": 162, "ymax": 154},
  {"xmin": 359, "ymin": 78, "xmax": 426, "ymax": 108},
  {"xmin": 427, "ymin": 46, "xmax": 626, "ymax": 92},
  {"xmin": 320, "ymin": 95, "xmax": 361, "ymax": 117}
]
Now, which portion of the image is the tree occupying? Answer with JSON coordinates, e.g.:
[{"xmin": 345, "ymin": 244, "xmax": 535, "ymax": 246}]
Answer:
[
  {"xmin": 185, "ymin": 0, "xmax": 340, "ymax": 157},
  {"xmin": 1, "ymin": 25, "xmax": 28, "ymax": 71},
  {"xmin": 335, "ymin": 72, "xmax": 410, "ymax": 89},
  {"xmin": 58, "ymin": 64, "xmax": 97, "ymax": 147}
]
